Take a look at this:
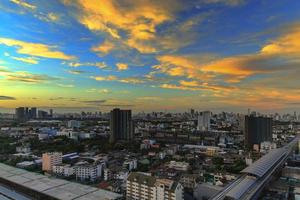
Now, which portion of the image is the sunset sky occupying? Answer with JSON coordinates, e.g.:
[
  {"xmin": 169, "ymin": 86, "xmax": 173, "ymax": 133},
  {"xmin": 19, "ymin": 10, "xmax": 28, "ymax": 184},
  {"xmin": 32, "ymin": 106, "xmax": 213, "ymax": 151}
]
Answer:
[{"xmin": 0, "ymin": 0, "xmax": 300, "ymax": 113}]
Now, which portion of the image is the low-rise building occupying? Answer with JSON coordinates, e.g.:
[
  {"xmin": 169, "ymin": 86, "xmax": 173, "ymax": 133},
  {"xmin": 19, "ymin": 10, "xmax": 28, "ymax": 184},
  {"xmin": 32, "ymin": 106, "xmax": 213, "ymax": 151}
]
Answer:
[
  {"xmin": 52, "ymin": 164, "xmax": 75, "ymax": 177},
  {"xmin": 179, "ymin": 174, "xmax": 199, "ymax": 189},
  {"xmin": 168, "ymin": 161, "xmax": 189, "ymax": 171}
]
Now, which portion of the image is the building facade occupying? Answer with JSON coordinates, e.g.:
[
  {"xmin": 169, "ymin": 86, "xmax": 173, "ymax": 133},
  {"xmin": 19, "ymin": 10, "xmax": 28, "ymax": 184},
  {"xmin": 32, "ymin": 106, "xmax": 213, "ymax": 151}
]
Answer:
[
  {"xmin": 75, "ymin": 162, "xmax": 105, "ymax": 182},
  {"xmin": 126, "ymin": 172, "xmax": 183, "ymax": 200},
  {"xmin": 197, "ymin": 111, "xmax": 211, "ymax": 131},
  {"xmin": 110, "ymin": 108, "xmax": 133, "ymax": 143},
  {"xmin": 42, "ymin": 152, "xmax": 62, "ymax": 172},
  {"xmin": 244, "ymin": 115, "xmax": 272, "ymax": 149}
]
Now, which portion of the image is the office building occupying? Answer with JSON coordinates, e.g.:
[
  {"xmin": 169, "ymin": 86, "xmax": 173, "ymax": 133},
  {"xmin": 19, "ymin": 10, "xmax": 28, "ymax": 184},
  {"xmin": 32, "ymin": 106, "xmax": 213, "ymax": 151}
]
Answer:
[
  {"xmin": 244, "ymin": 115, "xmax": 272, "ymax": 149},
  {"xmin": 110, "ymin": 108, "xmax": 133, "ymax": 143},
  {"xmin": 197, "ymin": 111, "xmax": 211, "ymax": 131},
  {"xmin": 42, "ymin": 152, "xmax": 62, "ymax": 172},
  {"xmin": 126, "ymin": 172, "xmax": 183, "ymax": 200}
]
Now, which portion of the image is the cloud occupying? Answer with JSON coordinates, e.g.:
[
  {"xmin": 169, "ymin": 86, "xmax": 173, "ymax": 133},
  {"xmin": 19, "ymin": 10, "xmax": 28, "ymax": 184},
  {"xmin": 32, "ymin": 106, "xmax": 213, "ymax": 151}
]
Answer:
[
  {"xmin": 63, "ymin": 0, "xmax": 194, "ymax": 53},
  {"xmin": 34, "ymin": 12, "xmax": 60, "ymax": 23},
  {"xmin": 86, "ymin": 88, "xmax": 110, "ymax": 94},
  {"xmin": 0, "ymin": 37, "xmax": 75, "ymax": 60},
  {"xmin": 0, "ymin": 69, "xmax": 59, "ymax": 83},
  {"xmin": 116, "ymin": 63, "xmax": 128, "ymax": 71},
  {"xmin": 9, "ymin": 0, "xmax": 36, "ymax": 10},
  {"xmin": 4, "ymin": 51, "xmax": 39, "ymax": 64},
  {"xmin": 91, "ymin": 75, "xmax": 144, "ymax": 84},
  {"xmin": 11, "ymin": 56, "xmax": 39, "ymax": 64},
  {"xmin": 136, "ymin": 96, "xmax": 162, "ymax": 101},
  {"xmin": 90, "ymin": 75, "xmax": 117, "ymax": 81},
  {"xmin": 260, "ymin": 25, "xmax": 300, "ymax": 56},
  {"xmin": 57, "ymin": 84, "xmax": 74, "ymax": 88},
  {"xmin": 153, "ymin": 24, "xmax": 300, "ymax": 85},
  {"xmin": 119, "ymin": 77, "xmax": 144, "ymax": 84},
  {"xmin": 66, "ymin": 69, "xmax": 87, "ymax": 75},
  {"xmin": 0, "ymin": 95, "xmax": 16, "ymax": 100},
  {"xmin": 81, "ymin": 100, "xmax": 107, "ymax": 105},
  {"xmin": 159, "ymin": 81, "xmax": 235, "ymax": 92},
  {"xmin": 92, "ymin": 40, "xmax": 115, "ymax": 55},
  {"xmin": 203, "ymin": 0, "xmax": 245, "ymax": 6},
  {"xmin": 66, "ymin": 61, "xmax": 107, "ymax": 69}
]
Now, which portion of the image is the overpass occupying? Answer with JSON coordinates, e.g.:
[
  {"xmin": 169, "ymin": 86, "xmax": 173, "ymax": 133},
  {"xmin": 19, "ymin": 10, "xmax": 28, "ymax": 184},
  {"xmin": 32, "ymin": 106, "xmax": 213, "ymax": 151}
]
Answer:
[{"xmin": 210, "ymin": 136, "xmax": 299, "ymax": 200}]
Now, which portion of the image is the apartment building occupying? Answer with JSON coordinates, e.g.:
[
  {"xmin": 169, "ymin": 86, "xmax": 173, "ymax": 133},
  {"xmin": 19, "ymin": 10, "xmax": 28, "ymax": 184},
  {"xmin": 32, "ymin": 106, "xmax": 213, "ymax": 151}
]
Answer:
[
  {"xmin": 42, "ymin": 152, "xmax": 62, "ymax": 172},
  {"xmin": 126, "ymin": 172, "xmax": 183, "ymax": 200},
  {"xmin": 52, "ymin": 164, "xmax": 74, "ymax": 177},
  {"xmin": 75, "ymin": 162, "xmax": 105, "ymax": 182}
]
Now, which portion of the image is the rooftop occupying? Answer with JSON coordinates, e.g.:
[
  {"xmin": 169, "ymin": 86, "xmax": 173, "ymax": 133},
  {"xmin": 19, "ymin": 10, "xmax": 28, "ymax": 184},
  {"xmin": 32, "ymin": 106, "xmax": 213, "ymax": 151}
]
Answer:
[{"xmin": 0, "ymin": 163, "xmax": 122, "ymax": 200}]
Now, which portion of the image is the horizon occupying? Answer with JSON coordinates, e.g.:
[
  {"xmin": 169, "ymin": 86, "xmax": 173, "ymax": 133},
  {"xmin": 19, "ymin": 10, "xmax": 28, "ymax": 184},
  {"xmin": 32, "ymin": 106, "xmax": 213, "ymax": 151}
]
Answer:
[{"xmin": 0, "ymin": 106, "xmax": 298, "ymax": 115}]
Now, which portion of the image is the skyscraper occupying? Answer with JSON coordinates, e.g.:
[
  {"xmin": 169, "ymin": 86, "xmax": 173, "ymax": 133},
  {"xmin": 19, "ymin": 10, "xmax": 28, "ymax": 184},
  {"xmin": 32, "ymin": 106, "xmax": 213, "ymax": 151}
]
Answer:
[
  {"xmin": 109, "ymin": 108, "xmax": 133, "ymax": 143},
  {"xmin": 15, "ymin": 107, "xmax": 25, "ymax": 120},
  {"xmin": 30, "ymin": 107, "xmax": 37, "ymax": 119},
  {"xmin": 244, "ymin": 115, "xmax": 272, "ymax": 149},
  {"xmin": 197, "ymin": 111, "xmax": 211, "ymax": 131},
  {"xmin": 15, "ymin": 107, "xmax": 37, "ymax": 120}
]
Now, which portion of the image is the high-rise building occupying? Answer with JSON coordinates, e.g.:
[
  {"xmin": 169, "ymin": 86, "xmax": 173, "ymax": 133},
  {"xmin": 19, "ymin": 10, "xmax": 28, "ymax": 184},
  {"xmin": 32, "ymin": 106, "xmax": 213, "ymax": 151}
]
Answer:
[
  {"xmin": 30, "ymin": 107, "xmax": 37, "ymax": 119},
  {"xmin": 42, "ymin": 152, "xmax": 62, "ymax": 172},
  {"xmin": 197, "ymin": 111, "xmax": 211, "ymax": 131},
  {"xmin": 244, "ymin": 115, "xmax": 272, "ymax": 149},
  {"xmin": 126, "ymin": 172, "xmax": 184, "ymax": 200},
  {"xmin": 15, "ymin": 107, "xmax": 37, "ymax": 120},
  {"xmin": 49, "ymin": 109, "xmax": 53, "ymax": 118},
  {"xmin": 15, "ymin": 107, "xmax": 25, "ymax": 120},
  {"xmin": 38, "ymin": 110, "xmax": 48, "ymax": 119},
  {"xmin": 109, "ymin": 108, "xmax": 133, "ymax": 143}
]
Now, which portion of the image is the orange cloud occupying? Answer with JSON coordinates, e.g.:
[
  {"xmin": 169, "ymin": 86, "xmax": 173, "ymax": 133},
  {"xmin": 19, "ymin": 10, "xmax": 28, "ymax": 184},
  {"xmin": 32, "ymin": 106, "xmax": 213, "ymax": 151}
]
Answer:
[
  {"xmin": 64, "ymin": 0, "xmax": 185, "ymax": 53},
  {"xmin": 92, "ymin": 40, "xmax": 115, "ymax": 55},
  {"xmin": 154, "ymin": 24, "xmax": 300, "ymax": 84},
  {"xmin": 0, "ymin": 38, "xmax": 75, "ymax": 60},
  {"xmin": 91, "ymin": 75, "xmax": 117, "ymax": 81},
  {"xmin": 261, "ymin": 25, "xmax": 300, "ymax": 56},
  {"xmin": 116, "ymin": 63, "xmax": 128, "ymax": 71}
]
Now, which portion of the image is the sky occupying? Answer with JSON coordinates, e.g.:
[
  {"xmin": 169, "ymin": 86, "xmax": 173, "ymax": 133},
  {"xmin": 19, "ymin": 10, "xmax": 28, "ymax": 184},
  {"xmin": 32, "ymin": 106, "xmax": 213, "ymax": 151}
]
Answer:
[{"xmin": 0, "ymin": 0, "xmax": 300, "ymax": 113}]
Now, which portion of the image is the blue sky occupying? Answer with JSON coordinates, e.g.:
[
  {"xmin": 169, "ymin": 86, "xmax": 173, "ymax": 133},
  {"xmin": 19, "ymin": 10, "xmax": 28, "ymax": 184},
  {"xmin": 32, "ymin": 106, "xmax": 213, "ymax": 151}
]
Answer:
[{"xmin": 0, "ymin": 0, "xmax": 300, "ymax": 113}]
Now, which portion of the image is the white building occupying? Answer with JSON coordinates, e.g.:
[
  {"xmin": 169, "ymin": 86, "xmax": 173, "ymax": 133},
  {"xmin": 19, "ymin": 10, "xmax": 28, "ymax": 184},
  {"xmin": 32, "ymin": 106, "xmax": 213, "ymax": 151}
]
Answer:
[
  {"xmin": 75, "ymin": 162, "xmax": 105, "ymax": 182},
  {"xmin": 197, "ymin": 111, "xmax": 211, "ymax": 131},
  {"xmin": 16, "ymin": 146, "xmax": 31, "ymax": 154},
  {"xmin": 127, "ymin": 172, "xmax": 183, "ymax": 200},
  {"xmin": 123, "ymin": 159, "xmax": 138, "ymax": 171},
  {"xmin": 159, "ymin": 151, "xmax": 166, "ymax": 160},
  {"xmin": 52, "ymin": 164, "xmax": 74, "ymax": 177},
  {"xmin": 42, "ymin": 152, "xmax": 62, "ymax": 172},
  {"xmin": 168, "ymin": 161, "xmax": 189, "ymax": 171},
  {"xmin": 57, "ymin": 129, "xmax": 79, "ymax": 140}
]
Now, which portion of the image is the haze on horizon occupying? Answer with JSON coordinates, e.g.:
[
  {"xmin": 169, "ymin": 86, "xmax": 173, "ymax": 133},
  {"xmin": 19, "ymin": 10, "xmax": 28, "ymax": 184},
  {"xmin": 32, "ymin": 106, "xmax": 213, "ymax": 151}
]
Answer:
[{"xmin": 0, "ymin": 0, "xmax": 300, "ymax": 113}]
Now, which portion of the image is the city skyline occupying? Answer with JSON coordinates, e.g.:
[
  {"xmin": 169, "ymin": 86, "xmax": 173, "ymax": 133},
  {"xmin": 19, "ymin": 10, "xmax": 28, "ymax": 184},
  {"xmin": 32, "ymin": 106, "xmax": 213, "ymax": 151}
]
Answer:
[{"xmin": 1, "ymin": 0, "xmax": 300, "ymax": 113}]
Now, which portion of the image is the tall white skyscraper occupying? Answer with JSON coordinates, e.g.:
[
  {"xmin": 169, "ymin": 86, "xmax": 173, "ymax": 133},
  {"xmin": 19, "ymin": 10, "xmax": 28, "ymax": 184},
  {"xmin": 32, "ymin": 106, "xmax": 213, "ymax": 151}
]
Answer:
[{"xmin": 197, "ymin": 111, "xmax": 211, "ymax": 131}]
